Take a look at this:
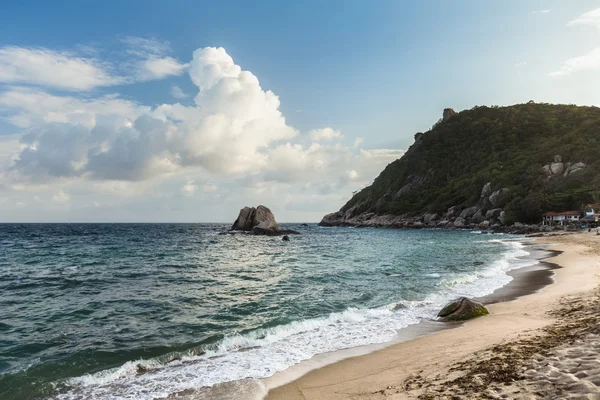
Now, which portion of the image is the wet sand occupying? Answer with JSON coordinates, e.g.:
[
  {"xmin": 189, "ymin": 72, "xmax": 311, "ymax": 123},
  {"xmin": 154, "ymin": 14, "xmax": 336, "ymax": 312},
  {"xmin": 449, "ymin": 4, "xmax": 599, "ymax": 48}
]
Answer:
[{"xmin": 264, "ymin": 233, "xmax": 600, "ymax": 399}]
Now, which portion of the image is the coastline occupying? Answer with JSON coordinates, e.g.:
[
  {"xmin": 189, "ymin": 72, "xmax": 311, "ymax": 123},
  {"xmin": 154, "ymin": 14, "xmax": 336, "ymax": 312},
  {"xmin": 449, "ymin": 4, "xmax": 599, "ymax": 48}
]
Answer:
[{"xmin": 264, "ymin": 232, "xmax": 600, "ymax": 399}]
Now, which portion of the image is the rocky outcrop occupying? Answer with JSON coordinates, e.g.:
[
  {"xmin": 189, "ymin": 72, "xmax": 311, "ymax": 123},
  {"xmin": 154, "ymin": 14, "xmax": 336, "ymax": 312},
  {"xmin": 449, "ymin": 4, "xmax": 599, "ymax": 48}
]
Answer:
[
  {"xmin": 564, "ymin": 162, "xmax": 585, "ymax": 176},
  {"xmin": 443, "ymin": 108, "xmax": 457, "ymax": 121},
  {"xmin": 480, "ymin": 182, "xmax": 492, "ymax": 198},
  {"xmin": 437, "ymin": 297, "xmax": 489, "ymax": 322},
  {"xmin": 471, "ymin": 209, "xmax": 485, "ymax": 224},
  {"xmin": 446, "ymin": 206, "xmax": 460, "ymax": 218},
  {"xmin": 459, "ymin": 206, "xmax": 478, "ymax": 219},
  {"xmin": 488, "ymin": 188, "xmax": 509, "ymax": 208},
  {"xmin": 550, "ymin": 162, "xmax": 565, "ymax": 175},
  {"xmin": 485, "ymin": 208, "xmax": 502, "ymax": 220},
  {"xmin": 394, "ymin": 172, "xmax": 432, "ymax": 199},
  {"xmin": 453, "ymin": 217, "xmax": 466, "ymax": 227},
  {"xmin": 542, "ymin": 155, "xmax": 586, "ymax": 177},
  {"xmin": 230, "ymin": 205, "xmax": 299, "ymax": 235}
]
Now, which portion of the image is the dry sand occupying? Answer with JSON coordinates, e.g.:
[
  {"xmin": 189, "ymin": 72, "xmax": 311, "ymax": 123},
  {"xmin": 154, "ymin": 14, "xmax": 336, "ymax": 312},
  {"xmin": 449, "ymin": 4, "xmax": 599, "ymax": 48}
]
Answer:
[{"xmin": 264, "ymin": 232, "xmax": 600, "ymax": 400}]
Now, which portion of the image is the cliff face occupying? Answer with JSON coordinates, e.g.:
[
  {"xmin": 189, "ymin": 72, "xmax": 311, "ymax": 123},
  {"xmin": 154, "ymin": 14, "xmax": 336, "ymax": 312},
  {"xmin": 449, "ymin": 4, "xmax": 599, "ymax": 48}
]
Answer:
[{"xmin": 320, "ymin": 103, "xmax": 600, "ymax": 230}]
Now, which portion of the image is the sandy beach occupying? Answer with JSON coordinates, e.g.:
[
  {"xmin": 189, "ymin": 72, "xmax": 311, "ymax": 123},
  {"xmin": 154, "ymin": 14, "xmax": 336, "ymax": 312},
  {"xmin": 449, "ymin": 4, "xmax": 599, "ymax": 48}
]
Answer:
[{"xmin": 264, "ymin": 232, "xmax": 600, "ymax": 399}]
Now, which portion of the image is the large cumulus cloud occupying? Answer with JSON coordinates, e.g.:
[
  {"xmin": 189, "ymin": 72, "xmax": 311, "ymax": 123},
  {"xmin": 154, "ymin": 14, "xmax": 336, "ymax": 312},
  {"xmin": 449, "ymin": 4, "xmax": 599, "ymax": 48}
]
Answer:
[
  {"xmin": 6, "ymin": 47, "xmax": 301, "ymax": 181},
  {"xmin": 0, "ymin": 46, "xmax": 404, "ymax": 221}
]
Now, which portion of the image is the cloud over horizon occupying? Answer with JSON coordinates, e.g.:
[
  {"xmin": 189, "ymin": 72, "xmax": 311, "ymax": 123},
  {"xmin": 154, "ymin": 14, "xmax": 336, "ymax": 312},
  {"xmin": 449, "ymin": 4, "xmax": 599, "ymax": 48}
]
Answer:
[{"xmin": 0, "ymin": 45, "xmax": 404, "ymax": 221}]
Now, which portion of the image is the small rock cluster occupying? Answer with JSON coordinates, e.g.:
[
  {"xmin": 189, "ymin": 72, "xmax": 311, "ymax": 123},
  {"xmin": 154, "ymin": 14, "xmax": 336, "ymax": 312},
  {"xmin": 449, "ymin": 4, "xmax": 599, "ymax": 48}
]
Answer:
[{"xmin": 542, "ymin": 154, "xmax": 586, "ymax": 178}]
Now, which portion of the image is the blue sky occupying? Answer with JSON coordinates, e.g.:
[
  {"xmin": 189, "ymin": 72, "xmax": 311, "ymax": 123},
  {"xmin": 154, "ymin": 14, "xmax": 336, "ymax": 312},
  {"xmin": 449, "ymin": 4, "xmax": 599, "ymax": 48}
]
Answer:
[{"xmin": 0, "ymin": 1, "xmax": 599, "ymax": 222}]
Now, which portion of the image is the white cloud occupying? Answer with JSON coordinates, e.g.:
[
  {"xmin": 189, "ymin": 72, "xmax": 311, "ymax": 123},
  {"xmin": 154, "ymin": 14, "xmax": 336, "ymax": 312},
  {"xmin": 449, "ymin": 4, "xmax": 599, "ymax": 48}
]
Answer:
[
  {"xmin": 0, "ymin": 46, "xmax": 121, "ymax": 91},
  {"xmin": 568, "ymin": 8, "xmax": 600, "ymax": 27},
  {"xmin": 0, "ymin": 87, "xmax": 147, "ymax": 128},
  {"xmin": 52, "ymin": 189, "xmax": 70, "ymax": 203},
  {"xmin": 170, "ymin": 85, "xmax": 188, "ymax": 99},
  {"xmin": 549, "ymin": 47, "xmax": 600, "ymax": 77},
  {"xmin": 309, "ymin": 127, "xmax": 342, "ymax": 141},
  {"xmin": 203, "ymin": 183, "xmax": 218, "ymax": 192},
  {"xmin": 353, "ymin": 137, "xmax": 364, "ymax": 148},
  {"xmin": 532, "ymin": 9, "xmax": 550, "ymax": 14},
  {"xmin": 121, "ymin": 37, "xmax": 172, "ymax": 57},
  {"xmin": 181, "ymin": 180, "xmax": 197, "ymax": 196},
  {"xmin": 260, "ymin": 142, "xmax": 403, "ymax": 187},
  {"xmin": 121, "ymin": 37, "xmax": 188, "ymax": 81},
  {"xmin": 137, "ymin": 56, "xmax": 188, "ymax": 80},
  {"xmin": 0, "ymin": 39, "xmax": 189, "ymax": 92}
]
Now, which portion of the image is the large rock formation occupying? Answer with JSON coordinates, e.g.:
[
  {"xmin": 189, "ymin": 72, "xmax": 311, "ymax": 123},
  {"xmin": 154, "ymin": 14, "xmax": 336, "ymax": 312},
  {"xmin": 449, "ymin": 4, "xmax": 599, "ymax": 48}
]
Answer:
[
  {"xmin": 230, "ymin": 205, "xmax": 299, "ymax": 235},
  {"xmin": 437, "ymin": 297, "xmax": 489, "ymax": 322}
]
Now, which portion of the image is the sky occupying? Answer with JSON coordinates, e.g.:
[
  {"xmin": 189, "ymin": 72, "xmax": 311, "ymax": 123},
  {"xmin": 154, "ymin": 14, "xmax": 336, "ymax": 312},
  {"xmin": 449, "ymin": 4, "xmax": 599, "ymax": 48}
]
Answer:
[{"xmin": 0, "ymin": 1, "xmax": 599, "ymax": 222}]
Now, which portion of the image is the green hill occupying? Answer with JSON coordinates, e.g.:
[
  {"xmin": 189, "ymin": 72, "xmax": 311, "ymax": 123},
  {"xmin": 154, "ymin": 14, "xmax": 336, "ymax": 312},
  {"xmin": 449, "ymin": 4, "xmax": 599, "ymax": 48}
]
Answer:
[{"xmin": 321, "ymin": 102, "xmax": 600, "ymax": 228}]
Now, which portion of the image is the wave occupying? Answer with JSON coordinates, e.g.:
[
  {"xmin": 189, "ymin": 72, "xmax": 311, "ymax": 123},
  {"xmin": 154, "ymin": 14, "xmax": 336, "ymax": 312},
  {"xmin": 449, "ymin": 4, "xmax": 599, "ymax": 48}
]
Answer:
[
  {"xmin": 438, "ymin": 239, "xmax": 535, "ymax": 294},
  {"xmin": 54, "ymin": 306, "xmax": 417, "ymax": 399},
  {"xmin": 51, "ymin": 238, "xmax": 536, "ymax": 400}
]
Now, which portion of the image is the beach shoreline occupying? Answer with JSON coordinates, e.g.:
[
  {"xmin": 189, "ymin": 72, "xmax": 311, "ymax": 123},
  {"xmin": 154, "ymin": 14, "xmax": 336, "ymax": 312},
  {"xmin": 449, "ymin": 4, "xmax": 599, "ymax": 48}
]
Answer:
[{"xmin": 264, "ymin": 232, "xmax": 600, "ymax": 399}]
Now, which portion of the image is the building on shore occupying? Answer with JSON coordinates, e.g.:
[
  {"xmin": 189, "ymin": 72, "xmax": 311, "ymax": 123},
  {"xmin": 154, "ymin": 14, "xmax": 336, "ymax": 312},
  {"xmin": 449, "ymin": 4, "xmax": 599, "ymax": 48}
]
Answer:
[
  {"xmin": 542, "ymin": 211, "xmax": 581, "ymax": 226},
  {"xmin": 585, "ymin": 204, "xmax": 600, "ymax": 216}
]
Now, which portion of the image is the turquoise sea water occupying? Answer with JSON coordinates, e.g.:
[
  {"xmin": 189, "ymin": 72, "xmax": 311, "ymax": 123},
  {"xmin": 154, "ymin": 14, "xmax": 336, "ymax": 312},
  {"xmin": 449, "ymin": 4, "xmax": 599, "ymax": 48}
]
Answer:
[{"xmin": 0, "ymin": 224, "xmax": 536, "ymax": 399}]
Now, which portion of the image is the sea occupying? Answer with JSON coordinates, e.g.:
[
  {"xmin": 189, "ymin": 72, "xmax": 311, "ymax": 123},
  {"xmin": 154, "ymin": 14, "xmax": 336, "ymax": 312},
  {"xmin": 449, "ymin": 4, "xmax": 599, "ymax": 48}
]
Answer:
[{"xmin": 0, "ymin": 223, "xmax": 543, "ymax": 400}]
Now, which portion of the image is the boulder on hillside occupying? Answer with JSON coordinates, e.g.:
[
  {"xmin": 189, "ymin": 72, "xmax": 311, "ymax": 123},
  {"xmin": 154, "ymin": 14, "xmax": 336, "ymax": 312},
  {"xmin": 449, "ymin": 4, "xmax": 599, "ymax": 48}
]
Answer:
[
  {"xmin": 485, "ymin": 208, "xmax": 503, "ymax": 220},
  {"xmin": 499, "ymin": 210, "xmax": 506, "ymax": 225},
  {"xmin": 453, "ymin": 217, "xmax": 466, "ymax": 227},
  {"xmin": 423, "ymin": 213, "xmax": 438, "ymax": 224},
  {"xmin": 489, "ymin": 188, "xmax": 509, "ymax": 208},
  {"xmin": 443, "ymin": 108, "xmax": 457, "ymax": 121},
  {"xmin": 480, "ymin": 182, "xmax": 492, "ymax": 198},
  {"xmin": 471, "ymin": 209, "xmax": 485, "ymax": 224},
  {"xmin": 230, "ymin": 205, "xmax": 299, "ymax": 235},
  {"xmin": 437, "ymin": 297, "xmax": 489, "ymax": 322},
  {"xmin": 446, "ymin": 206, "xmax": 461, "ymax": 218},
  {"xmin": 564, "ymin": 162, "xmax": 586, "ymax": 176},
  {"xmin": 542, "ymin": 164, "xmax": 552, "ymax": 176},
  {"xmin": 459, "ymin": 206, "xmax": 478, "ymax": 219},
  {"xmin": 550, "ymin": 162, "xmax": 565, "ymax": 175}
]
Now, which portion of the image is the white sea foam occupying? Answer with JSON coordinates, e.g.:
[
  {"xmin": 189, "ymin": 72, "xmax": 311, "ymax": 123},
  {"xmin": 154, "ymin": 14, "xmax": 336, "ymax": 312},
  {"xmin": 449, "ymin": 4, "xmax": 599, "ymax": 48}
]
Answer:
[{"xmin": 53, "ymin": 238, "xmax": 537, "ymax": 400}]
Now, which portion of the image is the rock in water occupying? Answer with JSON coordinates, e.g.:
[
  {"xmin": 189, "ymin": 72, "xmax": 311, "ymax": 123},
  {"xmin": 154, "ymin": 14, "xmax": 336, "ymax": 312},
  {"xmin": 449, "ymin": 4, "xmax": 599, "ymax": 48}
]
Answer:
[
  {"xmin": 437, "ymin": 297, "xmax": 489, "ymax": 322},
  {"xmin": 282, "ymin": 235, "xmax": 290, "ymax": 241},
  {"xmin": 230, "ymin": 205, "xmax": 299, "ymax": 236},
  {"xmin": 231, "ymin": 206, "xmax": 256, "ymax": 231}
]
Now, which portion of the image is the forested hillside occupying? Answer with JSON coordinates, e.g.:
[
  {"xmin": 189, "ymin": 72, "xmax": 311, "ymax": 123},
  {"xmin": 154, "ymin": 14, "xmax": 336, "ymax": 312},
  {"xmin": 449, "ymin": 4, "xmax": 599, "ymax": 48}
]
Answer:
[{"xmin": 324, "ymin": 103, "xmax": 600, "ymax": 226}]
